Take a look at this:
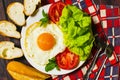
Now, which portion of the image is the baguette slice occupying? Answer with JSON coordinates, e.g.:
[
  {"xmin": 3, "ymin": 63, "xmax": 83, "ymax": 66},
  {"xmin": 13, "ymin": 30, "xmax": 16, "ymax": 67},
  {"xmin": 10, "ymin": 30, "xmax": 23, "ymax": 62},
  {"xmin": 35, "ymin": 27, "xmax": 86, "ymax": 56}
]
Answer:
[
  {"xmin": 0, "ymin": 20, "xmax": 20, "ymax": 39},
  {"xmin": 0, "ymin": 41, "xmax": 23, "ymax": 59},
  {"xmin": 7, "ymin": 2, "xmax": 25, "ymax": 26},
  {"xmin": 7, "ymin": 61, "xmax": 51, "ymax": 80},
  {"xmin": 24, "ymin": 0, "xmax": 41, "ymax": 16}
]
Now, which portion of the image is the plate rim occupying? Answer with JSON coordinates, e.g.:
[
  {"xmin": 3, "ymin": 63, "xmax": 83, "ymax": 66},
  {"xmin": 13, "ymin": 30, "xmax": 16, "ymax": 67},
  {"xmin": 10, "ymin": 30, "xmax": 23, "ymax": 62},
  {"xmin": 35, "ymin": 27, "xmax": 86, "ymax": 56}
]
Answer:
[{"xmin": 20, "ymin": 4, "xmax": 85, "ymax": 75}]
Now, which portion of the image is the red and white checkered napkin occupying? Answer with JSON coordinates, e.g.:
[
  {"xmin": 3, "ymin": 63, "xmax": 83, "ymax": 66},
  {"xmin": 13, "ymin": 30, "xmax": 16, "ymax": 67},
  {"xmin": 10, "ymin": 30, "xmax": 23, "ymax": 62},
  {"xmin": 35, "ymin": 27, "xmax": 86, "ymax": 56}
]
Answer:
[{"xmin": 47, "ymin": 0, "xmax": 120, "ymax": 79}]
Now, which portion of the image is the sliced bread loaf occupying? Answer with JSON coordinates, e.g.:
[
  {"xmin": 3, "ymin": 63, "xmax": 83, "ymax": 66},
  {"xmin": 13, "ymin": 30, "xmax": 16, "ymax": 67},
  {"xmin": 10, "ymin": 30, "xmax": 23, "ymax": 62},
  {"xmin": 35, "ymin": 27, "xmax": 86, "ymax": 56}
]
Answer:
[
  {"xmin": 7, "ymin": 61, "xmax": 50, "ymax": 80},
  {"xmin": 0, "ymin": 41, "xmax": 23, "ymax": 59},
  {"xmin": 24, "ymin": 0, "xmax": 41, "ymax": 16},
  {"xmin": 7, "ymin": 2, "xmax": 25, "ymax": 26},
  {"xmin": 0, "ymin": 20, "xmax": 20, "ymax": 39}
]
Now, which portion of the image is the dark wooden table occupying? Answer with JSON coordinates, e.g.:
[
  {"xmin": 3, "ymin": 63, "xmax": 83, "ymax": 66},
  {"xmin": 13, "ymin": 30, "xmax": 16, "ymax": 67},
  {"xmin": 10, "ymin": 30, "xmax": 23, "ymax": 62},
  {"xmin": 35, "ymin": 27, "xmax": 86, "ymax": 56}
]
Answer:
[{"xmin": 0, "ymin": 0, "xmax": 120, "ymax": 80}]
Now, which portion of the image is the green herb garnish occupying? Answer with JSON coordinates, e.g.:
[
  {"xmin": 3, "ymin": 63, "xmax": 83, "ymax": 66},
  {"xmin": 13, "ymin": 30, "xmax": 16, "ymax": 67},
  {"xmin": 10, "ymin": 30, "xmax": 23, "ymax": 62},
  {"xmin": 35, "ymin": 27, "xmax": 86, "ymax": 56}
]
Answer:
[
  {"xmin": 45, "ymin": 57, "xmax": 60, "ymax": 72},
  {"xmin": 40, "ymin": 10, "xmax": 49, "ymax": 27}
]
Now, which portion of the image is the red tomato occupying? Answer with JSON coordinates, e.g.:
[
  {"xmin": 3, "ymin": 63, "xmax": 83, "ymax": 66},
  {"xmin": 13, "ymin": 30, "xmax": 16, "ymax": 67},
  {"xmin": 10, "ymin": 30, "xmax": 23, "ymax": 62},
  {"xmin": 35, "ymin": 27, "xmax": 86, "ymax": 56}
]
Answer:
[
  {"xmin": 56, "ymin": 48, "xmax": 79, "ymax": 70},
  {"xmin": 48, "ymin": 1, "xmax": 66, "ymax": 23}
]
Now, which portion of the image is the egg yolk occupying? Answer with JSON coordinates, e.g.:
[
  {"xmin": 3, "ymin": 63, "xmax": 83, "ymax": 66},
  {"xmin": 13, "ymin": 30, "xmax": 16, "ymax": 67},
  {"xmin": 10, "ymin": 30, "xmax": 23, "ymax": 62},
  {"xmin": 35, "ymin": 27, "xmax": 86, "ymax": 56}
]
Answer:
[{"xmin": 37, "ymin": 33, "xmax": 56, "ymax": 51}]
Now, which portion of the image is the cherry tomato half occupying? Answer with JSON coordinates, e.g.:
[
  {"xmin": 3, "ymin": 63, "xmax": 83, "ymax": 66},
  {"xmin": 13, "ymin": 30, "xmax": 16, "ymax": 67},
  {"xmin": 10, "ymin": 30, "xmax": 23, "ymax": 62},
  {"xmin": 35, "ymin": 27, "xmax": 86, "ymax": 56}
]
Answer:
[
  {"xmin": 48, "ymin": 1, "xmax": 66, "ymax": 23},
  {"xmin": 56, "ymin": 48, "xmax": 79, "ymax": 70}
]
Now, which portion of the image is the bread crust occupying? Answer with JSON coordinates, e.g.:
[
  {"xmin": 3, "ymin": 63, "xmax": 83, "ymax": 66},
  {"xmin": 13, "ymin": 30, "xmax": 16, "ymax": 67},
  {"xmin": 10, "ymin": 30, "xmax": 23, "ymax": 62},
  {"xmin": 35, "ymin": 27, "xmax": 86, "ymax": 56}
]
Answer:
[
  {"xmin": 24, "ymin": 0, "xmax": 41, "ymax": 16},
  {"xmin": 7, "ymin": 61, "xmax": 50, "ymax": 80},
  {"xmin": 0, "ymin": 41, "xmax": 23, "ymax": 59},
  {"xmin": 0, "ymin": 20, "xmax": 21, "ymax": 39},
  {"xmin": 7, "ymin": 2, "xmax": 25, "ymax": 26}
]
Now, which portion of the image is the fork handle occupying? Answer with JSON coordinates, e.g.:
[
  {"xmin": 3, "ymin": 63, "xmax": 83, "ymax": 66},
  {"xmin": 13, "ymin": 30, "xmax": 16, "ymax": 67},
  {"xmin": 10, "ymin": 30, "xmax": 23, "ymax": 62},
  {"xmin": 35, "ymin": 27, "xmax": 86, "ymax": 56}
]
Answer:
[
  {"xmin": 83, "ymin": 48, "xmax": 102, "ymax": 80},
  {"xmin": 94, "ymin": 57, "xmax": 107, "ymax": 80}
]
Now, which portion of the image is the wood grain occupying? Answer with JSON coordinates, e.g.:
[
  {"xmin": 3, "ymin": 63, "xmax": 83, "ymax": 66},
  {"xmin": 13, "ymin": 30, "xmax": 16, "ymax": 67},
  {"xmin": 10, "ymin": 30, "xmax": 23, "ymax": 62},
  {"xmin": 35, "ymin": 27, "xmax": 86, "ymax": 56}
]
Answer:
[
  {"xmin": 0, "ymin": 0, "xmax": 11, "ymax": 80},
  {"xmin": 0, "ymin": 0, "xmax": 6, "ymax": 20}
]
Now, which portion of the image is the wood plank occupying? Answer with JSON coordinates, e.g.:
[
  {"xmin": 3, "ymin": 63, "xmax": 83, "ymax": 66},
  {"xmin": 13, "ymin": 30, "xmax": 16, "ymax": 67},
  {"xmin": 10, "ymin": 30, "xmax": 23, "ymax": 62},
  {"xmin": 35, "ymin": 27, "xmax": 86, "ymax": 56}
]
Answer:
[
  {"xmin": 0, "ymin": 0, "xmax": 6, "ymax": 20},
  {"xmin": 0, "ymin": 59, "xmax": 8, "ymax": 80},
  {"xmin": 0, "ymin": 0, "xmax": 10, "ymax": 80},
  {"xmin": 0, "ymin": 1, "xmax": 24, "ymax": 80}
]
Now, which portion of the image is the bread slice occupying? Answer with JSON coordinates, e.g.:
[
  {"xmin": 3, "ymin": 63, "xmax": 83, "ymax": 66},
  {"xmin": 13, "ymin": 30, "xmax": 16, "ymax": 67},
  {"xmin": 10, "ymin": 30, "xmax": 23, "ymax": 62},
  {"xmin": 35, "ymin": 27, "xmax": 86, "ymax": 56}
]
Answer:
[
  {"xmin": 0, "ymin": 41, "xmax": 23, "ymax": 59},
  {"xmin": 7, "ymin": 2, "xmax": 25, "ymax": 26},
  {"xmin": 24, "ymin": 0, "xmax": 41, "ymax": 16},
  {"xmin": 7, "ymin": 61, "xmax": 51, "ymax": 80},
  {"xmin": 0, "ymin": 20, "xmax": 20, "ymax": 39}
]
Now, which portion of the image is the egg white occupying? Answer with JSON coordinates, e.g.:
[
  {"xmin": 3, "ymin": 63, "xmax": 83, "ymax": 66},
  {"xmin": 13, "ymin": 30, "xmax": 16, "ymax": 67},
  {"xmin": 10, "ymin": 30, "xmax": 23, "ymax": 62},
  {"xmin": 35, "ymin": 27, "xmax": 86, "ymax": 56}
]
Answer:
[{"xmin": 24, "ymin": 23, "xmax": 66, "ymax": 65}]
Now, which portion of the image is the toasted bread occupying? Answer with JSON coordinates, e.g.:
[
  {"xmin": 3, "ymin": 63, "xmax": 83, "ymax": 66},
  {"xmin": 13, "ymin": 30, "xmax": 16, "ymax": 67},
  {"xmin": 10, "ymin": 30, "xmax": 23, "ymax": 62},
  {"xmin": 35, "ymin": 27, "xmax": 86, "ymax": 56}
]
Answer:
[
  {"xmin": 7, "ymin": 2, "xmax": 25, "ymax": 26},
  {"xmin": 0, "ymin": 20, "xmax": 20, "ymax": 39},
  {"xmin": 7, "ymin": 61, "xmax": 51, "ymax": 80},
  {"xmin": 0, "ymin": 41, "xmax": 23, "ymax": 59},
  {"xmin": 24, "ymin": 0, "xmax": 41, "ymax": 16}
]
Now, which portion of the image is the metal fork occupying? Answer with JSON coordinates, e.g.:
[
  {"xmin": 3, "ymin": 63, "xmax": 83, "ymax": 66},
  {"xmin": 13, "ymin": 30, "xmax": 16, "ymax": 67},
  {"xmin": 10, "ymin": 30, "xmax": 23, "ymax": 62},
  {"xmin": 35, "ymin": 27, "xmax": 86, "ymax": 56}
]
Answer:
[
  {"xmin": 93, "ymin": 44, "xmax": 113, "ymax": 80},
  {"xmin": 83, "ymin": 47, "xmax": 102, "ymax": 80},
  {"xmin": 83, "ymin": 36, "xmax": 113, "ymax": 80}
]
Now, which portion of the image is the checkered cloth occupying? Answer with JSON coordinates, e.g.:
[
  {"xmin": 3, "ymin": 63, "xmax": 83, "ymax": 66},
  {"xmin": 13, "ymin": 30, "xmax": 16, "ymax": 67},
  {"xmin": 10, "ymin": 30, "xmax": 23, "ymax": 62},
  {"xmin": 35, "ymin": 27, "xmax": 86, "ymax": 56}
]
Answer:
[{"xmin": 47, "ymin": 0, "xmax": 120, "ymax": 79}]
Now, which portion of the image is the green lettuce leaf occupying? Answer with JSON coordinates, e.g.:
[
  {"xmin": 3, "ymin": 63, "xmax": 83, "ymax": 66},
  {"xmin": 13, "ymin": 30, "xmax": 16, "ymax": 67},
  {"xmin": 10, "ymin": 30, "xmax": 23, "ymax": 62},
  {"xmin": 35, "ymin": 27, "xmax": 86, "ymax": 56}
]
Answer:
[{"xmin": 59, "ymin": 5, "xmax": 94, "ymax": 60}]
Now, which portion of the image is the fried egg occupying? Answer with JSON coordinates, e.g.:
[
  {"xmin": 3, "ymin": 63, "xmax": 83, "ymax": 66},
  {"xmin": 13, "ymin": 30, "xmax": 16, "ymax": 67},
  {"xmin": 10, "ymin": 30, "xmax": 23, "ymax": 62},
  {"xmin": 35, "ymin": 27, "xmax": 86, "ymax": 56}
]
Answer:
[{"xmin": 24, "ymin": 22, "xmax": 66, "ymax": 65}]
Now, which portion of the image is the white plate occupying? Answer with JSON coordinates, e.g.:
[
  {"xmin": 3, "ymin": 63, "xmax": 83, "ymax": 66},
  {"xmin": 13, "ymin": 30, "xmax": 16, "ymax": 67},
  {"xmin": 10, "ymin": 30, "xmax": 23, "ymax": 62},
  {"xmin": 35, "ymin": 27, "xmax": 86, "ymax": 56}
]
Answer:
[{"xmin": 21, "ymin": 4, "xmax": 85, "ymax": 75}]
